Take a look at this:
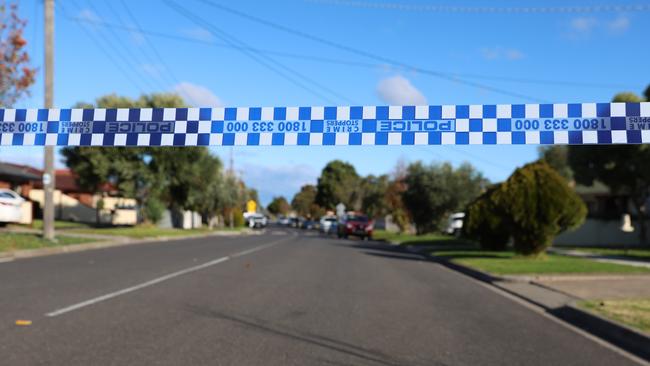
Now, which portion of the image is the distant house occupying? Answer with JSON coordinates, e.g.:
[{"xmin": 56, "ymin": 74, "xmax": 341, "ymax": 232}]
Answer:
[
  {"xmin": 555, "ymin": 181, "xmax": 647, "ymax": 247},
  {"xmin": 0, "ymin": 162, "xmax": 41, "ymax": 198}
]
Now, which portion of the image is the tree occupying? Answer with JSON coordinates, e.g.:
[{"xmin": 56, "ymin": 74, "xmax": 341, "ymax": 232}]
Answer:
[
  {"xmin": 463, "ymin": 184, "xmax": 511, "ymax": 251},
  {"xmin": 149, "ymin": 147, "xmax": 227, "ymax": 227},
  {"xmin": 63, "ymin": 93, "xmax": 231, "ymax": 225},
  {"xmin": 494, "ymin": 162, "xmax": 586, "ymax": 256},
  {"xmin": 0, "ymin": 2, "xmax": 36, "ymax": 106},
  {"xmin": 384, "ymin": 161, "xmax": 411, "ymax": 232},
  {"xmin": 359, "ymin": 174, "xmax": 389, "ymax": 219},
  {"xmin": 402, "ymin": 162, "xmax": 487, "ymax": 234},
  {"xmin": 291, "ymin": 185, "xmax": 319, "ymax": 218},
  {"xmin": 267, "ymin": 196, "xmax": 290, "ymax": 215},
  {"xmin": 568, "ymin": 88, "xmax": 650, "ymax": 244},
  {"xmin": 315, "ymin": 160, "xmax": 360, "ymax": 209},
  {"xmin": 62, "ymin": 94, "xmax": 185, "ymax": 223},
  {"xmin": 538, "ymin": 146, "xmax": 572, "ymax": 181}
]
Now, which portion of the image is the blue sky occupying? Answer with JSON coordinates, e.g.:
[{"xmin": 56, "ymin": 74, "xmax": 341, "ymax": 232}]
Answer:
[{"xmin": 4, "ymin": 0, "xmax": 649, "ymax": 205}]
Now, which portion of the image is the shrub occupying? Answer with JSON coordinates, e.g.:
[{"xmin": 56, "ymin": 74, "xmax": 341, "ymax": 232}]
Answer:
[
  {"xmin": 143, "ymin": 197, "xmax": 165, "ymax": 224},
  {"xmin": 495, "ymin": 161, "xmax": 587, "ymax": 256},
  {"xmin": 463, "ymin": 184, "xmax": 510, "ymax": 251},
  {"xmin": 232, "ymin": 207, "xmax": 245, "ymax": 227}
]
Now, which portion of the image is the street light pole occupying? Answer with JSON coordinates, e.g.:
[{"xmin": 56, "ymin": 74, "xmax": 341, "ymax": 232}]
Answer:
[{"xmin": 43, "ymin": 0, "xmax": 55, "ymax": 240}]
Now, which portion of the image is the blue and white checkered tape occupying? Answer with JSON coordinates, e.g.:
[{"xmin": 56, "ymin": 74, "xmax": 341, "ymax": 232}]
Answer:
[{"xmin": 0, "ymin": 102, "xmax": 649, "ymax": 146}]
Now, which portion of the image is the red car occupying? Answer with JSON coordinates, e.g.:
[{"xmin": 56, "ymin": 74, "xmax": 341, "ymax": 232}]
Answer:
[{"xmin": 337, "ymin": 213, "xmax": 373, "ymax": 240}]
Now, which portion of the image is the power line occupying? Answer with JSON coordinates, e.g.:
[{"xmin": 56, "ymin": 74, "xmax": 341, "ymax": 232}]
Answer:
[
  {"xmin": 164, "ymin": 0, "xmax": 353, "ymax": 104},
  {"xmin": 58, "ymin": 1, "xmax": 148, "ymax": 94},
  {"xmin": 193, "ymin": 0, "xmax": 548, "ymax": 102},
  {"xmin": 306, "ymin": 0, "xmax": 650, "ymax": 14},
  {"xmin": 81, "ymin": 0, "xmax": 168, "ymax": 92},
  {"xmin": 117, "ymin": 0, "xmax": 182, "ymax": 87},
  {"xmin": 62, "ymin": 15, "xmax": 634, "ymax": 91}
]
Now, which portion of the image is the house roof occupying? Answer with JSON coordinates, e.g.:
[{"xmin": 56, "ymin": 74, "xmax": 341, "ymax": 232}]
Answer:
[{"xmin": 0, "ymin": 162, "xmax": 42, "ymax": 182}]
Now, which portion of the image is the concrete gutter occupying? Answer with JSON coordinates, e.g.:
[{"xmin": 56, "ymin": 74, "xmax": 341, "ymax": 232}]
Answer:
[
  {"xmin": 402, "ymin": 245, "xmax": 650, "ymax": 362},
  {"xmin": 0, "ymin": 229, "xmax": 259, "ymax": 262}
]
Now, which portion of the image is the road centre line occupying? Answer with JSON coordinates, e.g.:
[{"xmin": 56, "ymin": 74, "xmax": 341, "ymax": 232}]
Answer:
[{"xmin": 45, "ymin": 239, "xmax": 285, "ymax": 317}]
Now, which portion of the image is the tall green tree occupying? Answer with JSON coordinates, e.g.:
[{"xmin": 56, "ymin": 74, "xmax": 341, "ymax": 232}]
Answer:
[
  {"xmin": 267, "ymin": 196, "xmax": 290, "ymax": 215},
  {"xmin": 402, "ymin": 162, "xmax": 487, "ymax": 234},
  {"xmin": 266, "ymin": 196, "xmax": 291, "ymax": 215},
  {"xmin": 568, "ymin": 88, "xmax": 650, "ymax": 244},
  {"xmin": 291, "ymin": 185, "xmax": 321, "ymax": 218},
  {"xmin": 538, "ymin": 146, "xmax": 572, "ymax": 181},
  {"xmin": 359, "ymin": 174, "xmax": 389, "ymax": 219},
  {"xmin": 62, "ymin": 93, "xmax": 231, "ymax": 225},
  {"xmin": 0, "ymin": 2, "xmax": 36, "ymax": 106},
  {"xmin": 315, "ymin": 160, "xmax": 360, "ymax": 209}
]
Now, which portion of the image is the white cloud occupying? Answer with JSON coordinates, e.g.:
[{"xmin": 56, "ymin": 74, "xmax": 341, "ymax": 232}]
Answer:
[
  {"xmin": 180, "ymin": 27, "xmax": 215, "ymax": 42},
  {"xmin": 608, "ymin": 15, "xmax": 630, "ymax": 33},
  {"xmin": 173, "ymin": 82, "xmax": 223, "ymax": 107},
  {"xmin": 376, "ymin": 75, "xmax": 427, "ymax": 105},
  {"xmin": 480, "ymin": 47, "xmax": 525, "ymax": 61},
  {"xmin": 568, "ymin": 15, "xmax": 630, "ymax": 37},
  {"xmin": 77, "ymin": 9, "xmax": 100, "ymax": 23},
  {"xmin": 570, "ymin": 17, "xmax": 598, "ymax": 33}
]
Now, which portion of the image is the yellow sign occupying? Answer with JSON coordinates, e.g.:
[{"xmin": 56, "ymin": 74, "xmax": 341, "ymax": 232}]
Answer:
[{"xmin": 246, "ymin": 200, "xmax": 257, "ymax": 213}]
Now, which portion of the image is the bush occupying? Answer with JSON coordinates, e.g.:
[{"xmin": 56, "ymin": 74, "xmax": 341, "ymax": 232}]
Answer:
[
  {"xmin": 232, "ymin": 207, "xmax": 245, "ymax": 227},
  {"xmin": 463, "ymin": 184, "xmax": 510, "ymax": 251},
  {"xmin": 496, "ymin": 161, "xmax": 587, "ymax": 256},
  {"xmin": 143, "ymin": 197, "xmax": 165, "ymax": 224}
]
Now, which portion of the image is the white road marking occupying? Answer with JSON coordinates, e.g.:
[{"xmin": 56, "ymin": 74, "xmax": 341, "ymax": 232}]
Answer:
[{"xmin": 45, "ymin": 240, "xmax": 284, "ymax": 317}]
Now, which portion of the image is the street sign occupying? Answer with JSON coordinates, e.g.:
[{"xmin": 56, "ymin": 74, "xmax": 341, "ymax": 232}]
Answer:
[
  {"xmin": 246, "ymin": 200, "xmax": 257, "ymax": 214},
  {"xmin": 1, "ymin": 103, "xmax": 648, "ymax": 146}
]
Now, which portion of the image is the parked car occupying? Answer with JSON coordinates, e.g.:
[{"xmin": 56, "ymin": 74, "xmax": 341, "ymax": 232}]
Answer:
[
  {"xmin": 300, "ymin": 219, "xmax": 316, "ymax": 230},
  {"xmin": 445, "ymin": 212, "xmax": 465, "ymax": 236},
  {"xmin": 0, "ymin": 188, "xmax": 24, "ymax": 225},
  {"xmin": 337, "ymin": 213, "xmax": 373, "ymax": 240},
  {"xmin": 289, "ymin": 217, "xmax": 300, "ymax": 228},
  {"xmin": 277, "ymin": 216, "xmax": 291, "ymax": 226},
  {"xmin": 246, "ymin": 213, "xmax": 268, "ymax": 228},
  {"xmin": 319, "ymin": 216, "xmax": 338, "ymax": 234}
]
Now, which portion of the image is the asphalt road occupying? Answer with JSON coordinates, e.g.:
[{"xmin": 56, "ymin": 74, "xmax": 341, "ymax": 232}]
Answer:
[{"xmin": 0, "ymin": 229, "xmax": 640, "ymax": 366}]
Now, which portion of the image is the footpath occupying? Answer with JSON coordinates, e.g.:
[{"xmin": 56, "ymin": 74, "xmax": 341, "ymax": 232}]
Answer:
[{"xmin": 401, "ymin": 244, "xmax": 650, "ymax": 363}]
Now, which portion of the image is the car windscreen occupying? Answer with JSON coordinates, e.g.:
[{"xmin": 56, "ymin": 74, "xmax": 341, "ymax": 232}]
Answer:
[
  {"xmin": 347, "ymin": 215, "xmax": 368, "ymax": 222},
  {"xmin": 0, "ymin": 192, "xmax": 17, "ymax": 199}
]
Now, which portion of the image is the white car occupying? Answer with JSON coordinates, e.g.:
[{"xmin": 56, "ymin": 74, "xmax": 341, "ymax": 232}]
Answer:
[
  {"xmin": 0, "ymin": 188, "xmax": 25, "ymax": 224},
  {"xmin": 445, "ymin": 212, "xmax": 465, "ymax": 236},
  {"xmin": 246, "ymin": 213, "xmax": 268, "ymax": 228},
  {"xmin": 319, "ymin": 216, "xmax": 338, "ymax": 234}
]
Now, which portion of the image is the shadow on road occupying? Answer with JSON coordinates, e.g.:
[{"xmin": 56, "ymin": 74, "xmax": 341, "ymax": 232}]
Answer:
[{"xmin": 185, "ymin": 305, "xmax": 442, "ymax": 366}]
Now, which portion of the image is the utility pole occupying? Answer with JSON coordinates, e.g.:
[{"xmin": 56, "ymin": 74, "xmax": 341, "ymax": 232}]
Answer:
[{"xmin": 43, "ymin": 0, "xmax": 55, "ymax": 240}]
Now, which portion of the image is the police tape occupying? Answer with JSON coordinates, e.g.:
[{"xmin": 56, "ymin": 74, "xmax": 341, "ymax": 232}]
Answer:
[{"xmin": 0, "ymin": 102, "xmax": 649, "ymax": 146}]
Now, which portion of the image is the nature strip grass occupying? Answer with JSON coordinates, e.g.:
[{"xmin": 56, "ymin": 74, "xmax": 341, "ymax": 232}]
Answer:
[
  {"xmin": 580, "ymin": 299, "xmax": 650, "ymax": 334},
  {"xmin": 431, "ymin": 250, "xmax": 650, "ymax": 275},
  {"xmin": 0, "ymin": 232, "xmax": 98, "ymax": 252}
]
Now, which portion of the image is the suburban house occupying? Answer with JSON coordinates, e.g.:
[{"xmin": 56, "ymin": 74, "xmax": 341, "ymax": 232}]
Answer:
[
  {"xmin": 29, "ymin": 168, "xmax": 138, "ymax": 226},
  {"xmin": 555, "ymin": 181, "xmax": 648, "ymax": 247},
  {"xmin": 0, "ymin": 162, "xmax": 41, "ymax": 224},
  {"xmin": 0, "ymin": 161, "xmax": 137, "ymax": 226}
]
